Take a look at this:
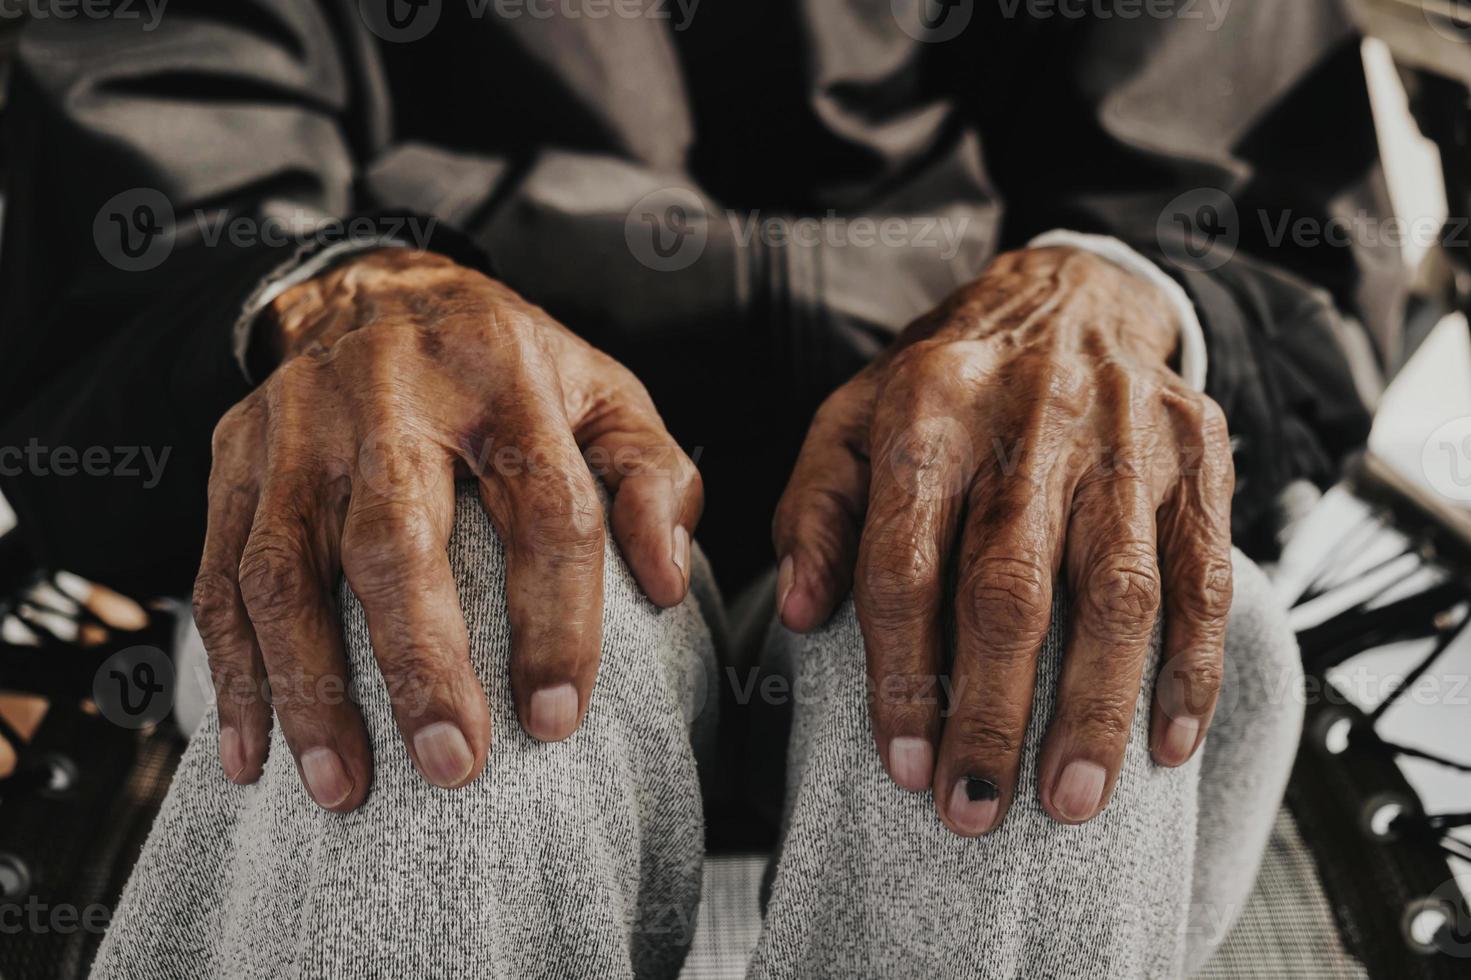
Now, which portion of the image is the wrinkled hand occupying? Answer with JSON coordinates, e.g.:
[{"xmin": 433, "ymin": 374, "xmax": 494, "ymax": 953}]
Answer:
[
  {"xmin": 194, "ymin": 250, "xmax": 701, "ymax": 810},
  {"xmin": 773, "ymin": 246, "xmax": 1232, "ymax": 834}
]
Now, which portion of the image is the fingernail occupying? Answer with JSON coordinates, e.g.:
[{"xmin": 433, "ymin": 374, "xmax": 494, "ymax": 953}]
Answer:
[
  {"xmin": 220, "ymin": 725, "xmax": 246, "ymax": 782},
  {"xmin": 776, "ymin": 556, "xmax": 795, "ymax": 622},
  {"xmin": 948, "ymin": 777, "xmax": 1001, "ymax": 835},
  {"xmin": 413, "ymin": 722, "xmax": 476, "ymax": 787},
  {"xmin": 672, "ymin": 525, "xmax": 690, "ymax": 585},
  {"xmin": 1158, "ymin": 717, "xmax": 1200, "ymax": 764},
  {"xmin": 300, "ymin": 747, "xmax": 354, "ymax": 808},
  {"xmin": 528, "ymin": 684, "xmax": 580, "ymax": 742},
  {"xmin": 888, "ymin": 736, "xmax": 934, "ymax": 792},
  {"xmin": 1052, "ymin": 760, "xmax": 1107, "ymax": 821}
]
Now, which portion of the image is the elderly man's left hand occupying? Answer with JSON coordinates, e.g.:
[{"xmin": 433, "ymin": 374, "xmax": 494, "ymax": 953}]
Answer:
[{"xmin": 772, "ymin": 246, "xmax": 1234, "ymax": 836}]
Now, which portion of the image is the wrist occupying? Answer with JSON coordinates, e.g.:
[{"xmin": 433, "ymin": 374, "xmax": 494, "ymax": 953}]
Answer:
[
  {"xmin": 257, "ymin": 249, "xmax": 465, "ymax": 365},
  {"xmin": 973, "ymin": 246, "xmax": 1180, "ymax": 364},
  {"xmin": 1022, "ymin": 231, "xmax": 1208, "ymax": 391}
]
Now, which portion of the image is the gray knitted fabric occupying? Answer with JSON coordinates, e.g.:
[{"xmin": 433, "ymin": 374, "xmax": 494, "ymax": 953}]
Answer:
[
  {"xmin": 751, "ymin": 549, "xmax": 1301, "ymax": 980},
  {"xmin": 92, "ymin": 486, "xmax": 717, "ymax": 980},
  {"xmin": 91, "ymin": 487, "xmax": 1301, "ymax": 979}
]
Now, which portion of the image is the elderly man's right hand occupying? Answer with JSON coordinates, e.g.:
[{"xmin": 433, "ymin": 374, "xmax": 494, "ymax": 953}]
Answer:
[{"xmin": 192, "ymin": 249, "xmax": 702, "ymax": 811}]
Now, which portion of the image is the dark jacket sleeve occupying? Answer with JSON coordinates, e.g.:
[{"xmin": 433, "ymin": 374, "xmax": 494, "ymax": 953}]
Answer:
[
  {"xmin": 945, "ymin": 0, "xmax": 1400, "ymax": 545},
  {"xmin": 0, "ymin": 2, "xmax": 512, "ymax": 594}
]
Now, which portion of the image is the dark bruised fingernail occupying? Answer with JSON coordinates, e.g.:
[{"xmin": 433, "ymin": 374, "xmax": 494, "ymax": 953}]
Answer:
[
  {"xmin": 947, "ymin": 776, "xmax": 1001, "ymax": 835},
  {"xmin": 965, "ymin": 776, "xmax": 999, "ymax": 802}
]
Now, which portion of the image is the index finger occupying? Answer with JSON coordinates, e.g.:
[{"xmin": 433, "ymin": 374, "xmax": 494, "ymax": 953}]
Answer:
[{"xmin": 853, "ymin": 367, "xmax": 973, "ymax": 792}]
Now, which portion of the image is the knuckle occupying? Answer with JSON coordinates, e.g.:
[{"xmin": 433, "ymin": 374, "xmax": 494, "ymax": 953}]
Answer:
[
  {"xmin": 1080, "ymin": 549, "xmax": 1162, "ymax": 637},
  {"xmin": 856, "ymin": 548, "xmax": 939, "ymax": 632},
  {"xmin": 330, "ymin": 324, "xmax": 387, "ymax": 369},
  {"xmin": 342, "ymin": 502, "xmax": 440, "ymax": 587},
  {"xmin": 964, "ymin": 557, "xmax": 1051, "ymax": 648},
  {"xmin": 1166, "ymin": 656, "xmax": 1224, "ymax": 703},
  {"xmin": 237, "ymin": 534, "xmax": 311, "ymax": 626},
  {"xmin": 1176, "ymin": 552, "xmax": 1234, "ymax": 625},
  {"xmin": 681, "ymin": 460, "xmax": 705, "ymax": 504},
  {"xmin": 191, "ymin": 568, "xmax": 241, "ymax": 647},
  {"xmin": 1069, "ymin": 693, "xmax": 1135, "ymax": 744},
  {"xmin": 377, "ymin": 647, "xmax": 454, "ymax": 713},
  {"xmin": 889, "ymin": 341, "xmax": 970, "ymax": 393},
  {"xmin": 869, "ymin": 668, "xmax": 941, "ymax": 710},
  {"xmin": 516, "ymin": 482, "xmax": 604, "ymax": 557},
  {"xmin": 950, "ymin": 721, "xmax": 1024, "ymax": 760},
  {"xmin": 211, "ymin": 401, "xmax": 256, "ymax": 457},
  {"xmin": 276, "ymin": 352, "xmax": 320, "ymax": 386},
  {"xmin": 1196, "ymin": 394, "xmax": 1230, "ymax": 442}
]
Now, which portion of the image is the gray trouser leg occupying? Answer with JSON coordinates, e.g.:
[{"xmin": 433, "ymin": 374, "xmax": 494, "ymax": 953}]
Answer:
[
  {"xmin": 750, "ymin": 550, "xmax": 1302, "ymax": 980},
  {"xmin": 91, "ymin": 485, "xmax": 717, "ymax": 980}
]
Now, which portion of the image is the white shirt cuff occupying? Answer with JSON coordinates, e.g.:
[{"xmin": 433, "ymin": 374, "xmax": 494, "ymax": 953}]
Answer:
[
  {"xmin": 232, "ymin": 236, "xmax": 408, "ymax": 382},
  {"xmin": 1028, "ymin": 230, "xmax": 1208, "ymax": 392}
]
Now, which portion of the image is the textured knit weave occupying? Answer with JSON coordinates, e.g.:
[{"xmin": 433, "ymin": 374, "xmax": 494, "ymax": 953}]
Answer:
[
  {"xmin": 91, "ymin": 488, "xmax": 1301, "ymax": 979},
  {"xmin": 749, "ymin": 550, "xmax": 1301, "ymax": 980},
  {"xmin": 91, "ymin": 485, "xmax": 716, "ymax": 980}
]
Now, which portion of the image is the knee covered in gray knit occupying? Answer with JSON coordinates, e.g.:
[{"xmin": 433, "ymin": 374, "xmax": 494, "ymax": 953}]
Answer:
[
  {"xmin": 336, "ymin": 484, "xmax": 715, "ymax": 730},
  {"xmin": 1209, "ymin": 551, "xmax": 1303, "ymax": 748}
]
